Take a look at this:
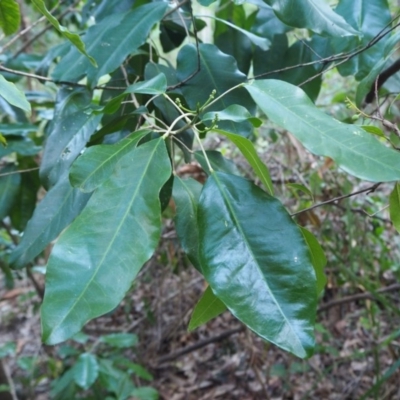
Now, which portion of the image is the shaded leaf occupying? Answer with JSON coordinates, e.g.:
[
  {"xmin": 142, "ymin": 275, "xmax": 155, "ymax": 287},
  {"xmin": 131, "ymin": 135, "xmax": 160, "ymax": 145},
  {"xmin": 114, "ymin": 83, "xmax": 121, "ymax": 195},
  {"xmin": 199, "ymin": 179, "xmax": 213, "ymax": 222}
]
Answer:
[
  {"xmin": 0, "ymin": 0, "xmax": 20, "ymax": 35},
  {"xmin": 101, "ymin": 333, "xmax": 138, "ymax": 348},
  {"xmin": 40, "ymin": 109, "xmax": 101, "ymax": 188},
  {"xmin": 198, "ymin": 172, "xmax": 317, "ymax": 358},
  {"xmin": 32, "ymin": 0, "xmax": 96, "ymax": 66},
  {"xmin": 0, "ymin": 75, "xmax": 31, "ymax": 114},
  {"xmin": 72, "ymin": 353, "xmax": 99, "ymax": 390},
  {"xmin": 188, "ymin": 286, "xmax": 227, "ymax": 331},
  {"xmin": 206, "ymin": 15, "xmax": 270, "ymax": 50},
  {"xmin": 0, "ymin": 165, "xmax": 20, "ymax": 220},
  {"xmin": 264, "ymin": 0, "xmax": 359, "ymax": 37},
  {"xmin": 287, "ymin": 183, "xmax": 313, "ymax": 200},
  {"xmin": 300, "ymin": 228, "xmax": 327, "ymax": 295},
  {"xmin": 390, "ymin": 183, "xmax": 400, "ymax": 234},
  {"xmin": 69, "ymin": 130, "xmax": 150, "ymax": 193},
  {"xmin": 172, "ymin": 177, "xmax": 202, "ymax": 272},
  {"xmin": 52, "ymin": 3, "xmax": 167, "ymax": 87},
  {"xmin": 213, "ymin": 129, "xmax": 273, "ymax": 195},
  {"xmin": 41, "ymin": 138, "xmax": 171, "ymax": 344},
  {"xmin": 177, "ymin": 43, "xmax": 255, "ymax": 136},
  {"xmin": 10, "ymin": 173, "xmax": 91, "ymax": 269},
  {"xmin": 329, "ymin": 0, "xmax": 391, "ymax": 80},
  {"xmin": 246, "ymin": 79, "xmax": 400, "ymax": 182}
]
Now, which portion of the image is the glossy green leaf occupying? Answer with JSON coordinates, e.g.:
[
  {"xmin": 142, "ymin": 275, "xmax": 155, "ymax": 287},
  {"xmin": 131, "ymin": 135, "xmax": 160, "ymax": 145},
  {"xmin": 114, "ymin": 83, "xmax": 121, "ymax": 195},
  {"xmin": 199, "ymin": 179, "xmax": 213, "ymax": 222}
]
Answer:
[
  {"xmin": 0, "ymin": 133, "xmax": 7, "ymax": 146},
  {"xmin": 0, "ymin": 0, "xmax": 20, "ymax": 35},
  {"xmin": 188, "ymin": 286, "xmax": 227, "ymax": 331},
  {"xmin": 203, "ymin": 15, "xmax": 270, "ymax": 50},
  {"xmin": 202, "ymin": 105, "xmax": 262, "ymax": 127},
  {"xmin": 10, "ymin": 173, "xmax": 91, "ymax": 269},
  {"xmin": 213, "ymin": 129, "xmax": 273, "ymax": 195},
  {"xmin": 246, "ymin": 79, "xmax": 400, "ymax": 182},
  {"xmin": 52, "ymin": 3, "xmax": 167, "ymax": 87},
  {"xmin": 41, "ymin": 138, "xmax": 171, "ymax": 344},
  {"xmin": 0, "ymin": 165, "xmax": 20, "ymax": 220},
  {"xmin": 31, "ymin": 0, "xmax": 96, "ymax": 67},
  {"xmin": 300, "ymin": 228, "xmax": 327, "ymax": 295},
  {"xmin": 40, "ymin": 110, "xmax": 101, "ymax": 189},
  {"xmin": 104, "ymin": 74, "xmax": 167, "ymax": 114},
  {"xmin": 125, "ymin": 73, "xmax": 167, "ymax": 95},
  {"xmin": 389, "ymin": 183, "xmax": 400, "ymax": 234},
  {"xmin": 329, "ymin": 0, "xmax": 391, "ymax": 80},
  {"xmin": 0, "ymin": 75, "xmax": 31, "ymax": 114},
  {"xmin": 198, "ymin": 172, "xmax": 317, "ymax": 358},
  {"xmin": 172, "ymin": 177, "xmax": 202, "ymax": 272},
  {"xmin": 177, "ymin": 43, "xmax": 255, "ymax": 137},
  {"xmin": 101, "ymin": 333, "xmax": 138, "ymax": 348},
  {"xmin": 195, "ymin": 150, "xmax": 241, "ymax": 176},
  {"xmin": 69, "ymin": 130, "xmax": 150, "ymax": 193},
  {"xmin": 264, "ymin": 0, "xmax": 359, "ymax": 37},
  {"xmin": 72, "ymin": 353, "xmax": 99, "ymax": 390}
]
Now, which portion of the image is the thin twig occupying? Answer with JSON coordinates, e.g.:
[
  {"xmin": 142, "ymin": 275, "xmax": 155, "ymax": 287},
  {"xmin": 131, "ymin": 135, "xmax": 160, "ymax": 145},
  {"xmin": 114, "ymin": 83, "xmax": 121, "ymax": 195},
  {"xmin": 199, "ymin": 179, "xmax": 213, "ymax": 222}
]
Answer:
[
  {"xmin": 291, "ymin": 183, "xmax": 381, "ymax": 216},
  {"xmin": 0, "ymin": 167, "xmax": 39, "ymax": 177},
  {"xmin": 157, "ymin": 326, "xmax": 244, "ymax": 364},
  {"xmin": 318, "ymin": 283, "xmax": 400, "ymax": 313}
]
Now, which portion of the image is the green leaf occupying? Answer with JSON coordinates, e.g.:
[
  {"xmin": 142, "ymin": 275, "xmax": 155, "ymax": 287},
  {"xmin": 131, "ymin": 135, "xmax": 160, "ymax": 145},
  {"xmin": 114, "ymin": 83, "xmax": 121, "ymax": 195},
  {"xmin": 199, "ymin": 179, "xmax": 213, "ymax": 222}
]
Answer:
[
  {"xmin": 0, "ymin": 165, "xmax": 20, "ymax": 220},
  {"xmin": 101, "ymin": 333, "xmax": 138, "ymax": 348},
  {"xmin": 355, "ymin": 31, "xmax": 400, "ymax": 106},
  {"xmin": 299, "ymin": 228, "xmax": 327, "ymax": 295},
  {"xmin": 198, "ymin": 172, "xmax": 317, "ymax": 358},
  {"xmin": 188, "ymin": 286, "xmax": 227, "ymax": 331},
  {"xmin": 31, "ymin": 0, "xmax": 97, "ymax": 67},
  {"xmin": 202, "ymin": 104, "xmax": 262, "ymax": 127},
  {"xmin": 10, "ymin": 173, "xmax": 91, "ymax": 269},
  {"xmin": 41, "ymin": 138, "xmax": 171, "ymax": 344},
  {"xmin": 0, "ymin": 75, "xmax": 31, "ymax": 114},
  {"xmin": 72, "ymin": 353, "xmax": 99, "ymax": 390},
  {"xmin": 329, "ymin": 0, "xmax": 391, "ymax": 80},
  {"xmin": 177, "ymin": 43, "xmax": 255, "ymax": 137},
  {"xmin": 0, "ymin": 0, "xmax": 20, "ymax": 35},
  {"xmin": 104, "ymin": 74, "xmax": 167, "ymax": 114},
  {"xmin": 361, "ymin": 125, "xmax": 385, "ymax": 138},
  {"xmin": 125, "ymin": 73, "xmax": 167, "ymax": 95},
  {"xmin": 264, "ymin": 0, "xmax": 359, "ymax": 37},
  {"xmin": 130, "ymin": 387, "xmax": 159, "ymax": 400},
  {"xmin": 52, "ymin": 3, "xmax": 167, "ymax": 87},
  {"xmin": 287, "ymin": 183, "xmax": 313, "ymax": 200},
  {"xmin": 0, "ymin": 134, "xmax": 7, "ymax": 146},
  {"xmin": 245, "ymin": 79, "xmax": 400, "ymax": 182},
  {"xmin": 204, "ymin": 15, "xmax": 270, "ymax": 50},
  {"xmin": 390, "ymin": 183, "xmax": 400, "ymax": 234},
  {"xmin": 195, "ymin": 150, "xmax": 241, "ymax": 176},
  {"xmin": 172, "ymin": 177, "xmax": 202, "ymax": 272},
  {"xmin": 69, "ymin": 130, "xmax": 150, "ymax": 193},
  {"xmin": 40, "ymin": 109, "xmax": 101, "ymax": 188},
  {"xmin": 213, "ymin": 129, "xmax": 274, "ymax": 195}
]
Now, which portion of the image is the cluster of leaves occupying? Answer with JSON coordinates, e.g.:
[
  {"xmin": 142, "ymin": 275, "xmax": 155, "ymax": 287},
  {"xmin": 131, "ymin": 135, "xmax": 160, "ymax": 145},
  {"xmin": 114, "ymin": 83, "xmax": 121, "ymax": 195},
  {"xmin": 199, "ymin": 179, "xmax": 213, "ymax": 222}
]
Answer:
[
  {"xmin": 0, "ymin": 333, "xmax": 157, "ymax": 400},
  {"xmin": 1, "ymin": 0, "xmax": 400, "ymax": 364}
]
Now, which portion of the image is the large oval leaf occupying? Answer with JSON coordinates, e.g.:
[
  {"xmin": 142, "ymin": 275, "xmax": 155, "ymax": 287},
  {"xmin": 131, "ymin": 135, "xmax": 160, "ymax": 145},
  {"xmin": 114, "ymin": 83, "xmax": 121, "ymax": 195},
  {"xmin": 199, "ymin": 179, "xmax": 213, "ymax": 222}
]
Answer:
[
  {"xmin": 0, "ymin": 75, "xmax": 30, "ymax": 114},
  {"xmin": 198, "ymin": 172, "xmax": 317, "ymax": 358},
  {"xmin": 41, "ymin": 138, "xmax": 171, "ymax": 344},
  {"xmin": 246, "ymin": 79, "xmax": 400, "ymax": 182}
]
